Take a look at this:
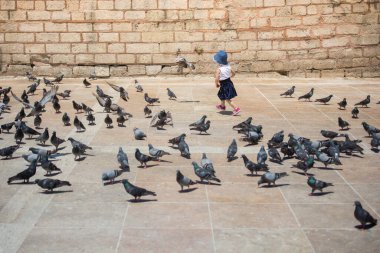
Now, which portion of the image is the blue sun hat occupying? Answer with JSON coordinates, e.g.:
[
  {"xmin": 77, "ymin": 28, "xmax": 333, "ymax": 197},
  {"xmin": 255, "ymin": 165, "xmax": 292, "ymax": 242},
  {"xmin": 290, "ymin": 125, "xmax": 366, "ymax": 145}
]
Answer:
[{"xmin": 213, "ymin": 50, "xmax": 228, "ymax": 65}]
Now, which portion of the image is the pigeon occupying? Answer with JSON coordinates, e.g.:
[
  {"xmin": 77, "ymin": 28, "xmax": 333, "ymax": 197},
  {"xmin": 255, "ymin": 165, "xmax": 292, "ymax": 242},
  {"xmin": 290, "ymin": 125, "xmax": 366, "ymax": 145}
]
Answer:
[
  {"xmin": 144, "ymin": 106, "xmax": 152, "ymax": 117},
  {"xmin": 1, "ymin": 122, "xmax": 15, "ymax": 133},
  {"xmin": 189, "ymin": 115, "xmax": 207, "ymax": 127},
  {"xmin": 96, "ymin": 85, "xmax": 113, "ymax": 99},
  {"xmin": 122, "ymin": 179, "xmax": 156, "ymax": 200},
  {"xmin": 148, "ymin": 144, "xmax": 170, "ymax": 161},
  {"xmin": 167, "ymin": 88, "xmax": 177, "ymax": 100},
  {"xmin": 192, "ymin": 161, "xmax": 220, "ymax": 183},
  {"xmin": 134, "ymin": 79, "xmax": 143, "ymax": 92},
  {"xmin": 241, "ymin": 154, "xmax": 268, "ymax": 175},
  {"xmin": 144, "ymin": 93, "xmax": 160, "ymax": 105},
  {"xmin": 117, "ymin": 147, "xmax": 129, "ymax": 171},
  {"xmin": 150, "ymin": 110, "xmax": 174, "ymax": 129},
  {"xmin": 86, "ymin": 112, "xmax": 95, "ymax": 125},
  {"xmin": 57, "ymin": 90, "xmax": 71, "ymax": 99},
  {"xmin": 14, "ymin": 128, "xmax": 24, "ymax": 144},
  {"xmin": 307, "ymin": 176, "xmax": 333, "ymax": 195},
  {"xmin": 371, "ymin": 135, "xmax": 380, "ymax": 150},
  {"xmin": 338, "ymin": 117, "xmax": 350, "ymax": 130},
  {"xmin": 106, "ymin": 82, "xmax": 129, "ymax": 101},
  {"xmin": 190, "ymin": 120, "xmax": 210, "ymax": 134},
  {"xmin": 83, "ymin": 78, "xmax": 92, "ymax": 88},
  {"xmin": 268, "ymin": 130, "xmax": 284, "ymax": 148},
  {"xmin": 41, "ymin": 159, "xmax": 62, "ymax": 175},
  {"xmin": 168, "ymin": 133, "xmax": 186, "ymax": 147},
  {"xmin": 293, "ymin": 156, "xmax": 314, "ymax": 175},
  {"xmin": 36, "ymin": 127, "xmax": 49, "ymax": 145},
  {"xmin": 33, "ymin": 114, "xmax": 42, "ymax": 128},
  {"xmin": 200, "ymin": 153, "xmax": 216, "ymax": 176},
  {"xmin": 321, "ymin": 130, "xmax": 344, "ymax": 139},
  {"xmin": 43, "ymin": 77, "xmax": 53, "ymax": 86},
  {"xmin": 178, "ymin": 136, "xmax": 191, "ymax": 159},
  {"xmin": 280, "ymin": 142, "xmax": 295, "ymax": 158},
  {"xmin": 0, "ymin": 145, "xmax": 20, "ymax": 159},
  {"xmin": 257, "ymin": 145, "xmax": 268, "ymax": 164},
  {"xmin": 280, "ymin": 86, "xmax": 295, "ymax": 97},
  {"xmin": 339, "ymin": 135, "xmax": 364, "ymax": 155},
  {"xmin": 227, "ymin": 139, "xmax": 237, "ymax": 162},
  {"xmin": 35, "ymin": 178, "xmax": 71, "ymax": 192},
  {"xmin": 135, "ymin": 148, "xmax": 154, "ymax": 168},
  {"xmin": 2, "ymin": 93, "xmax": 10, "ymax": 105},
  {"xmin": 337, "ymin": 98, "xmax": 347, "ymax": 109},
  {"xmin": 20, "ymin": 122, "xmax": 41, "ymax": 138},
  {"xmin": 316, "ymin": 151, "xmax": 340, "ymax": 167},
  {"xmin": 89, "ymin": 71, "xmax": 97, "ymax": 80},
  {"xmin": 62, "ymin": 112, "xmax": 70, "ymax": 126},
  {"xmin": 68, "ymin": 137, "xmax": 92, "ymax": 154},
  {"xmin": 72, "ymin": 101, "xmax": 83, "ymax": 113},
  {"xmin": 15, "ymin": 107, "xmax": 26, "ymax": 121},
  {"xmin": 7, "ymin": 160, "xmax": 38, "ymax": 184},
  {"xmin": 102, "ymin": 170, "xmax": 123, "ymax": 184},
  {"xmin": 21, "ymin": 90, "xmax": 29, "ymax": 103},
  {"xmin": 50, "ymin": 131, "xmax": 65, "ymax": 150},
  {"xmin": 176, "ymin": 170, "xmax": 196, "ymax": 191},
  {"xmin": 74, "ymin": 116, "xmax": 86, "ymax": 132},
  {"xmin": 103, "ymin": 97, "xmax": 112, "ymax": 113},
  {"xmin": 133, "ymin": 127, "xmax": 146, "ymax": 140},
  {"xmin": 26, "ymin": 71, "xmax": 37, "ymax": 81},
  {"xmin": 240, "ymin": 130, "xmax": 262, "ymax": 144},
  {"xmin": 27, "ymin": 82, "xmax": 38, "ymax": 95},
  {"xmin": 117, "ymin": 115, "xmax": 126, "ymax": 127},
  {"xmin": 22, "ymin": 153, "xmax": 40, "ymax": 163},
  {"xmin": 28, "ymin": 147, "xmax": 53, "ymax": 157},
  {"xmin": 104, "ymin": 114, "xmax": 113, "ymax": 128},
  {"xmin": 72, "ymin": 145, "xmax": 85, "ymax": 160},
  {"xmin": 175, "ymin": 55, "xmax": 195, "ymax": 72},
  {"xmin": 355, "ymin": 95, "xmax": 370, "ymax": 108},
  {"xmin": 268, "ymin": 147, "xmax": 282, "ymax": 163},
  {"xmin": 79, "ymin": 103, "xmax": 92, "ymax": 116},
  {"xmin": 354, "ymin": 201, "xmax": 378, "ymax": 229},
  {"xmin": 298, "ymin": 88, "xmax": 314, "ymax": 101},
  {"xmin": 258, "ymin": 172, "xmax": 288, "ymax": 187},
  {"xmin": 233, "ymin": 117, "xmax": 253, "ymax": 130},
  {"xmin": 315, "ymin": 95, "xmax": 333, "ymax": 104},
  {"xmin": 362, "ymin": 122, "xmax": 380, "ymax": 137},
  {"xmin": 351, "ymin": 107, "xmax": 359, "ymax": 118}
]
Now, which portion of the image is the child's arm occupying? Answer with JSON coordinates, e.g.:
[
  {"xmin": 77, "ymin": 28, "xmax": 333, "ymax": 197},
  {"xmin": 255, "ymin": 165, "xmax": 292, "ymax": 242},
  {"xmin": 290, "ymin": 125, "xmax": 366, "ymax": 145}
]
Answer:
[
  {"xmin": 215, "ymin": 68, "xmax": 220, "ymax": 87},
  {"xmin": 231, "ymin": 68, "xmax": 236, "ymax": 77}
]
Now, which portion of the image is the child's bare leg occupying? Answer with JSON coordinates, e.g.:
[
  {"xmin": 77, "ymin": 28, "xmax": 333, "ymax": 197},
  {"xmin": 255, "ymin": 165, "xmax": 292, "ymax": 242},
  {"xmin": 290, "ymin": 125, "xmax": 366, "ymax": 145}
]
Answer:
[
  {"xmin": 220, "ymin": 100, "xmax": 226, "ymax": 106},
  {"xmin": 226, "ymin": 100, "xmax": 237, "ymax": 109}
]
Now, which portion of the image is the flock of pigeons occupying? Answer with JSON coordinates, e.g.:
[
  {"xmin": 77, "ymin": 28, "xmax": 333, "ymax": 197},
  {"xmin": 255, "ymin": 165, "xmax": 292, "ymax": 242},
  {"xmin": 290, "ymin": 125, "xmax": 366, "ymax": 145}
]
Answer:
[{"xmin": 0, "ymin": 72, "xmax": 379, "ymax": 230}]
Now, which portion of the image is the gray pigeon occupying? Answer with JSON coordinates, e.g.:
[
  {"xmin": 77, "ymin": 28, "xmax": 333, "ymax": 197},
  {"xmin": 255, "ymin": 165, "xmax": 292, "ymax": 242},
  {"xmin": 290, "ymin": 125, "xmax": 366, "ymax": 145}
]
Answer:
[
  {"xmin": 227, "ymin": 139, "xmax": 237, "ymax": 162},
  {"xmin": 190, "ymin": 120, "xmax": 210, "ymax": 134},
  {"xmin": 316, "ymin": 151, "xmax": 340, "ymax": 168},
  {"xmin": 167, "ymin": 88, "xmax": 177, "ymax": 100},
  {"xmin": 315, "ymin": 94, "xmax": 333, "ymax": 104},
  {"xmin": 34, "ymin": 113, "xmax": 42, "ymax": 128},
  {"xmin": 36, "ymin": 127, "xmax": 49, "ymax": 145},
  {"xmin": 135, "ymin": 148, "xmax": 154, "ymax": 168},
  {"xmin": 307, "ymin": 176, "xmax": 333, "ymax": 195},
  {"xmin": 338, "ymin": 117, "xmax": 350, "ymax": 130},
  {"xmin": 178, "ymin": 136, "xmax": 190, "ymax": 159},
  {"xmin": 280, "ymin": 86, "xmax": 295, "ymax": 97},
  {"xmin": 168, "ymin": 133, "xmax": 186, "ymax": 147},
  {"xmin": 354, "ymin": 201, "xmax": 377, "ymax": 229},
  {"xmin": 133, "ymin": 127, "xmax": 146, "ymax": 140},
  {"xmin": 0, "ymin": 145, "xmax": 20, "ymax": 159},
  {"xmin": 200, "ymin": 153, "xmax": 216, "ymax": 176},
  {"xmin": 74, "ymin": 116, "xmax": 86, "ymax": 132},
  {"xmin": 134, "ymin": 80, "xmax": 143, "ymax": 92},
  {"xmin": 351, "ymin": 107, "xmax": 359, "ymax": 118},
  {"xmin": 62, "ymin": 112, "xmax": 70, "ymax": 126},
  {"xmin": 268, "ymin": 147, "xmax": 282, "ymax": 163},
  {"xmin": 192, "ymin": 161, "xmax": 220, "ymax": 184},
  {"xmin": 148, "ymin": 144, "xmax": 170, "ymax": 161},
  {"xmin": 35, "ymin": 178, "xmax": 71, "ymax": 192},
  {"xmin": 144, "ymin": 106, "xmax": 152, "ymax": 117},
  {"xmin": 68, "ymin": 137, "xmax": 92, "ymax": 152},
  {"xmin": 241, "ymin": 154, "xmax": 268, "ymax": 175},
  {"xmin": 354, "ymin": 95, "xmax": 370, "ymax": 107},
  {"xmin": 50, "ymin": 131, "xmax": 65, "ymax": 150},
  {"xmin": 104, "ymin": 114, "xmax": 113, "ymax": 128},
  {"xmin": 257, "ymin": 145, "xmax": 268, "ymax": 164},
  {"xmin": 117, "ymin": 147, "xmax": 129, "ymax": 171},
  {"xmin": 102, "ymin": 170, "xmax": 123, "ymax": 184},
  {"xmin": 8, "ymin": 160, "xmax": 38, "ymax": 184},
  {"xmin": 41, "ymin": 159, "xmax": 62, "ymax": 175},
  {"xmin": 122, "ymin": 179, "xmax": 156, "ymax": 201},
  {"xmin": 298, "ymin": 88, "xmax": 314, "ymax": 101},
  {"xmin": 189, "ymin": 115, "xmax": 206, "ymax": 127},
  {"xmin": 176, "ymin": 170, "xmax": 196, "ymax": 191},
  {"xmin": 258, "ymin": 172, "xmax": 288, "ymax": 187},
  {"xmin": 22, "ymin": 153, "xmax": 40, "ymax": 163}
]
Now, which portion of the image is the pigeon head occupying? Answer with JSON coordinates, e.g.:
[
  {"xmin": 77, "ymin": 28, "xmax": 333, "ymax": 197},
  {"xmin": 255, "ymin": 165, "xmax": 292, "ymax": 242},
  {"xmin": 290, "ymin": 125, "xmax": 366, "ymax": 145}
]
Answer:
[
  {"xmin": 121, "ymin": 179, "xmax": 129, "ymax": 184},
  {"xmin": 148, "ymin": 144, "xmax": 153, "ymax": 149},
  {"xmin": 257, "ymin": 178, "xmax": 263, "ymax": 186},
  {"xmin": 35, "ymin": 179, "xmax": 40, "ymax": 184},
  {"xmin": 362, "ymin": 122, "xmax": 367, "ymax": 127},
  {"xmin": 354, "ymin": 201, "xmax": 362, "ymax": 207},
  {"xmin": 134, "ymin": 80, "xmax": 138, "ymax": 84},
  {"xmin": 67, "ymin": 137, "xmax": 74, "ymax": 142},
  {"xmin": 202, "ymin": 153, "xmax": 207, "ymax": 159},
  {"xmin": 367, "ymin": 95, "xmax": 370, "ymax": 99}
]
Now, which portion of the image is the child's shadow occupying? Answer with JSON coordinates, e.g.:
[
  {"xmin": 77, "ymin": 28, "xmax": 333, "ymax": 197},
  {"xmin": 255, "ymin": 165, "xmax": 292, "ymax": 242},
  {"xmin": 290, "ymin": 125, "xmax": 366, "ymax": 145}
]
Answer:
[{"xmin": 218, "ymin": 111, "xmax": 233, "ymax": 116}]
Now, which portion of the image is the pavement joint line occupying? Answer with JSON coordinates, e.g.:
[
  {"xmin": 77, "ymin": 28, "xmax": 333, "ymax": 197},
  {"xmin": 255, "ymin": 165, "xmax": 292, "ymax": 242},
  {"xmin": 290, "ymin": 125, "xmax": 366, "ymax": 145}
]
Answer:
[
  {"xmin": 205, "ymin": 185, "xmax": 217, "ymax": 253},
  {"xmin": 254, "ymin": 86, "xmax": 299, "ymax": 133}
]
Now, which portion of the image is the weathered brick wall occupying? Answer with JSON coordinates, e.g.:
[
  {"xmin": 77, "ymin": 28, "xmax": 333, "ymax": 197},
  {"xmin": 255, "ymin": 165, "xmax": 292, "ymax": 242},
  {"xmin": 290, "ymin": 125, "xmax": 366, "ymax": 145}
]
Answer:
[{"xmin": 0, "ymin": 0, "xmax": 379, "ymax": 77}]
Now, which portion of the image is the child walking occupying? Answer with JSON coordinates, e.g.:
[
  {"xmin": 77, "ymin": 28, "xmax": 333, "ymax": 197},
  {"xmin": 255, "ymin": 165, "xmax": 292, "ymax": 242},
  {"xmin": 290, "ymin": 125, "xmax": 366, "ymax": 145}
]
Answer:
[{"xmin": 213, "ymin": 50, "xmax": 241, "ymax": 116}]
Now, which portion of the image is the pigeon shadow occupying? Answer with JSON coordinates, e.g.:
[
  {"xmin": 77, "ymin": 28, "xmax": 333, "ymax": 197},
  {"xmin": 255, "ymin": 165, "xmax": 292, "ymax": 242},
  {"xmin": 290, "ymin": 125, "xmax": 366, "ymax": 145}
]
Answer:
[
  {"xmin": 56, "ymin": 146, "xmax": 67, "ymax": 152},
  {"xmin": 179, "ymin": 187, "xmax": 198, "ymax": 193},
  {"xmin": 179, "ymin": 100, "xmax": 200, "ymax": 103},
  {"xmin": 138, "ymin": 164, "xmax": 159, "ymax": 169},
  {"xmin": 282, "ymin": 156, "xmax": 294, "ymax": 160},
  {"xmin": 117, "ymin": 125, "xmax": 126, "ymax": 128},
  {"xmin": 218, "ymin": 111, "xmax": 233, "ymax": 116},
  {"xmin": 338, "ymin": 108, "xmax": 346, "ymax": 110},
  {"xmin": 245, "ymin": 173, "xmax": 261, "ymax": 177},
  {"xmin": 292, "ymin": 171, "xmax": 314, "ymax": 176},
  {"xmin": 44, "ymin": 172, "xmax": 62, "ymax": 177},
  {"xmin": 40, "ymin": 190, "xmax": 73, "ymax": 194},
  {"xmin": 371, "ymin": 148, "xmax": 379, "ymax": 153},
  {"xmin": 106, "ymin": 126, "xmax": 114, "ymax": 129},
  {"xmin": 338, "ymin": 128, "xmax": 350, "ymax": 131},
  {"xmin": 355, "ymin": 223, "xmax": 378, "ymax": 230},
  {"xmin": 55, "ymin": 111, "xmax": 62, "ymax": 114},
  {"xmin": 37, "ymin": 143, "xmax": 51, "ymax": 147},
  {"xmin": 169, "ymin": 146, "xmax": 179, "ymax": 150},
  {"xmin": 1, "ymin": 156, "xmax": 21, "ymax": 160},
  {"xmin": 75, "ymin": 157, "xmax": 87, "ymax": 161},
  {"xmin": 16, "ymin": 141, "xmax": 26, "ymax": 145},
  {"xmin": 64, "ymin": 123, "xmax": 71, "ymax": 126},
  {"xmin": 350, "ymin": 153, "xmax": 364, "ymax": 158},
  {"xmin": 269, "ymin": 159, "xmax": 283, "ymax": 165},
  {"xmin": 145, "ymin": 115, "xmax": 153, "ymax": 119},
  {"xmin": 128, "ymin": 199, "xmax": 157, "ymax": 203},
  {"xmin": 243, "ymin": 143, "xmax": 260, "ymax": 147},
  {"xmin": 88, "ymin": 123, "xmax": 96, "ymax": 126},
  {"xmin": 197, "ymin": 133, "xmax": 211, "ymax": 136},
  {"xmin": 260, "ymin": 183, "xmax": 290, "ymax": 188},
  {"xmin": 309, "ymin": 191, "xmax": 334, "ymax": 196},
  {"xmin": 8, "ymin": 181, "xmax": 36, "ymax": 185},
  {"xmin": 196, "ymin": 181, "xmax": 221, "ymax": 186},
  {"xmin": 156, "ymin": 159, "xmax": 173, "ymax": 164},
  {"xmin": 103, "ymin": 180, "xmax": 122, "ymax": 186},
  {"xmin": 316, "ymin": 166, "xmax": 343, "ymax": 171}
]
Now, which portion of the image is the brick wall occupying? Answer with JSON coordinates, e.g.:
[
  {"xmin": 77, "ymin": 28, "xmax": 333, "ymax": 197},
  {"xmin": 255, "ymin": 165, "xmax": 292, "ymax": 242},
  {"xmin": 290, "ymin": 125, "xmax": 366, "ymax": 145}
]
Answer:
[{"xmin": 0, "ymin": 0, "xmax": 379, "ymax": 77}]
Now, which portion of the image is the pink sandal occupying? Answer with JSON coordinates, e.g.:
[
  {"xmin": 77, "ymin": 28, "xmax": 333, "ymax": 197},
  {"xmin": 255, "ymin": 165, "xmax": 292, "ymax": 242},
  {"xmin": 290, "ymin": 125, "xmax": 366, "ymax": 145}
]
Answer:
[
  {"xmin": 216, "ymin": 104, "xmax": 226, "ymax": 110},
  {"xmin": 232, "ymin": 107, "xmax": 241, "ymax": 116}
]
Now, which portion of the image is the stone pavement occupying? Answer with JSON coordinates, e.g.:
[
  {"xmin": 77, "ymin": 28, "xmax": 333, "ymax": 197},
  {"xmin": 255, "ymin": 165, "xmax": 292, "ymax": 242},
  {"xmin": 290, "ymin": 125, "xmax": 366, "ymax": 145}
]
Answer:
[{"xmin": 0, "ymin": 76, "xmax": 380, "ymax": 253}]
